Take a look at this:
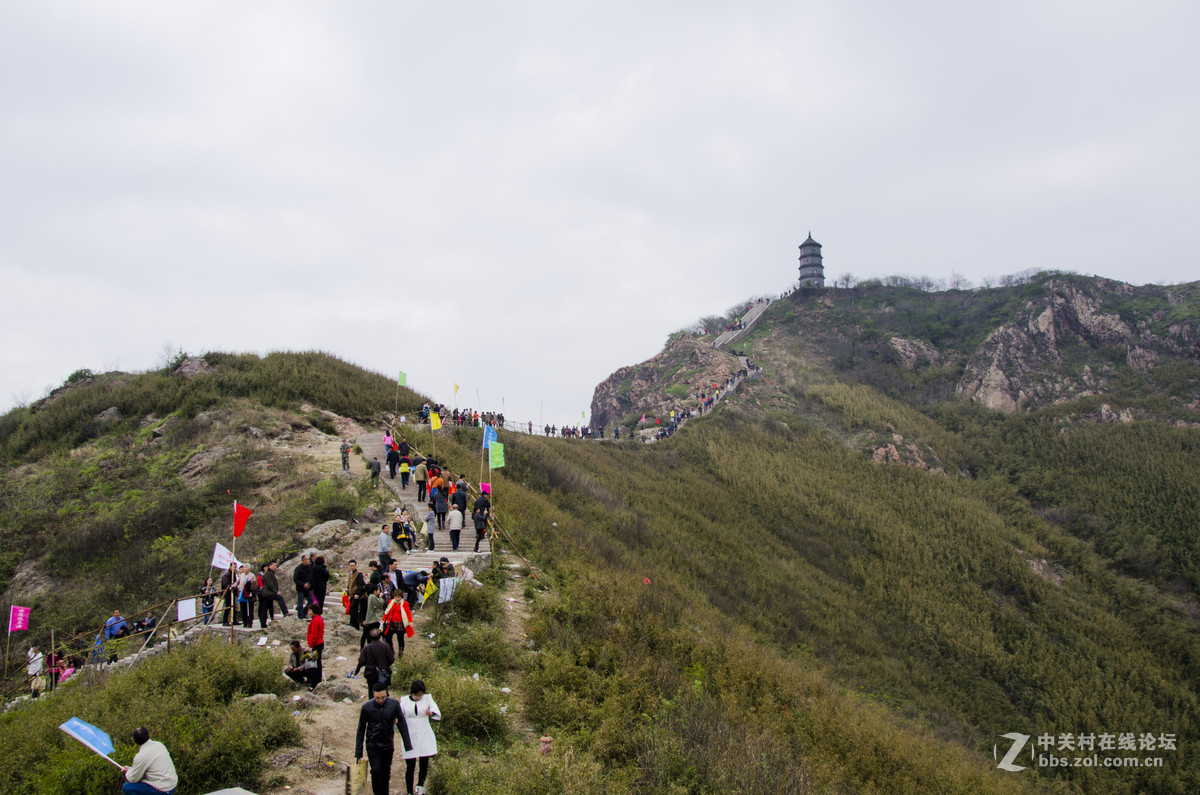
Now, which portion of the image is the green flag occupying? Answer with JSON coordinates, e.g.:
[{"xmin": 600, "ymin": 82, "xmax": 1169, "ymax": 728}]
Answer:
[
  {"xmin": 398, "ymin": 371, "xmax": 407, "ymax": 386},
  {"xmin": 489, "ymin": 441, "xmax": 505, "ymax": 469}
]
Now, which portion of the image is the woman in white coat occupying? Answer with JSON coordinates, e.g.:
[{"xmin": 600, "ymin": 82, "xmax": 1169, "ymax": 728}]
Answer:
[{"xmin": 401, "ymin": 679, "xmax": 441, "ymax": 795}]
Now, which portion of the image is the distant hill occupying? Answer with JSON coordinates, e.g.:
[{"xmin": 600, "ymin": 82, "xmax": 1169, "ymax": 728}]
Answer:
[{"xmin": 592, "ymin": 273, "xmax": 1200, "ymax": 428}]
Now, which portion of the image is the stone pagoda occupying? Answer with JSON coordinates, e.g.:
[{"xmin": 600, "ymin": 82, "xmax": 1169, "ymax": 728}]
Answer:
[{"xmin": 798, "ymin": 233, "xmax": 824, "ymax": 287}]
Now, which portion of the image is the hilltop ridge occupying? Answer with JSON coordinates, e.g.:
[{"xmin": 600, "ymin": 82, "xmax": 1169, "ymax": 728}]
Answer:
[{"xmin": 590, "ymin": 273, "xmax": 1200, "ymax": 432}]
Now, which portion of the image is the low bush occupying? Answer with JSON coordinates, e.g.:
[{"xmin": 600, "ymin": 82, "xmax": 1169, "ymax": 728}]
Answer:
[
  {"xmin": 306, "ymin": 478, "xmax": 362, "ymax": 522},
  {"xmin": 434, "ymin": 625, "xmax": 517, "ymax": 680},
  {"xmin": 442, "ymin": 582, "xmax": 502, "ymax": 626},
  {"xmin": 0, "ymin": 640, "xmax": 300, "ymax": 794},
  {"xmin": 423, "ymin": 672, "xmax": 510, "ymax": 748},
  {"xmin": 430, "ymin": 741, "xmax": 616, "ymax": 794}
]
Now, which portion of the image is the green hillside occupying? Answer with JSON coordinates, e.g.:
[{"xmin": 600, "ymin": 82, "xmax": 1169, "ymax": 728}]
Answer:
[{"xmin": 3, "ymin": 274, "xmax": 1200, "ymax": 793}]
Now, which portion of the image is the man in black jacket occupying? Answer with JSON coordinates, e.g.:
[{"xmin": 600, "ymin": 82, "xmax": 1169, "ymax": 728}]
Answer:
[
  {"xmin": 293, "ymin": 554, "xmax": 312, "ymax": 619},
  {"xmin": 353, "ymin": 629, "xmax": 395, "ymax": 699},
  {"xmin": 355, "ymin": 683, "xmax": 413, "ymax": 795}
]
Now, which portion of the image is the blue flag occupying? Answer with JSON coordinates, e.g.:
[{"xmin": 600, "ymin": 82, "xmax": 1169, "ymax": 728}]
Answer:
[
  {"xmin": 482, "ymin": 425, "xmax": 498, "ymax": 449},
  {"xmin": 59, "ymin": 718, "xmax": 119, "ymax": 766}
]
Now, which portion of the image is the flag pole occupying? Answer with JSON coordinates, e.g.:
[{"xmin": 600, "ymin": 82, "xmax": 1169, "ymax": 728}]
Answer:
[
  {"xmin": 4, "ymin": 604, "xmax": 10, "ymax": 680},
  {"xmin": 489, "ymin": 462, "xmax": 495, "ymax": 568},
  {"xmin": 230, "ymin": 500, "xmax": 237, "ymax": 645}
]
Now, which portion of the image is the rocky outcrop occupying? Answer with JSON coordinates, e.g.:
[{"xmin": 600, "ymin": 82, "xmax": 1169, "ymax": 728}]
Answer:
[
  {"xmin": 958, "ymin": 279, "xmax": 1153, "ymax": 412},
  {"xmin": 590, "ymin": 335, "xmax": 741, "ymax": 429},
  {"xmin": 173, "ymin": 357, "xmax": 215, "ymax": 378},
  {"xmin": 303, "ymin": 520, "xmax": 351, "ymax": 548},
  {"xmin": 889, "ymin": 337, "xmax": 942, "ymax": 370}
]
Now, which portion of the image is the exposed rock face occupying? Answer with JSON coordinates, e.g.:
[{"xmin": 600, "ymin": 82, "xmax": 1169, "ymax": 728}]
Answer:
[
  {"xmin": 303, "ymin": 520, "xmax": 351, "ymax": 548},
  {"xmin": 889, "ymin": 337, "xmax": 941, "ymax": 370},
  {"xmin": 173, "ymin": 357, "xmax": 215, "ymax": 378},
  {"xmin": 94, "ymin": 406, "xmax": 122, "ymax": 426},
  {"xmin": 590, "ymin": 335, "xmax": 741, "ymax": 429},
  {"xmin": 957, "ymin": 279, "xmax": 1158, "ymax": 412},
  {"xmin": 178, "ymin": 445, "xmax": 229, "ymax": 487}
]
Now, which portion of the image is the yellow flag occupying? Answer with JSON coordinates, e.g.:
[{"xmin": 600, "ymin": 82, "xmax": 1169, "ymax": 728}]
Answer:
[
  {"xmin": 454, "ymin": 383, "xmax": 460, "ymax": 394},
  {"xmin": 423, "ymin": 577, "xmax": 438, "ymax": 603},
  {"xmin": 430, "ymin": 412, "xmax": 442, "ymax": 430}
]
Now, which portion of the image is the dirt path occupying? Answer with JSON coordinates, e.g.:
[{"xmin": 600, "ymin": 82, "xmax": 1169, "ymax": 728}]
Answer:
[{"xmin": 255, "ymin": 421, "xmax": 541, "ymax": 794}]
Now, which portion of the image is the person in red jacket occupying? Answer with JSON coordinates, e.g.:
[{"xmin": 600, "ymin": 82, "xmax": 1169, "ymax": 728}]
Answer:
[
  {"xmin": 306, "ymin": 612, "xmax": 325, "ymax": 683},
  {"xmin": 381, "ymin": 596, "xmax": 414, "ymax": 658}
]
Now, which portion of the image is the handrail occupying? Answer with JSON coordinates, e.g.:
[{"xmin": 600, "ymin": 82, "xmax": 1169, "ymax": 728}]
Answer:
[{"xmin": 0, "ymin": 588, "xmax": 224, "ymax": 702}]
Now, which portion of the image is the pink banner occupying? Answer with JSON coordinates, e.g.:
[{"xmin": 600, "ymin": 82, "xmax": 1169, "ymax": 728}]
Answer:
[{"xmin": 8, "ymin": 605, "xmax": 31, "ymax": 632}]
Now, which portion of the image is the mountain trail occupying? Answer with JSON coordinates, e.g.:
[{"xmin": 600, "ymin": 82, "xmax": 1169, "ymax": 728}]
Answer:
[{"xmin": 259, "ymin": 425, "xmax": 537, "ymax": 794}]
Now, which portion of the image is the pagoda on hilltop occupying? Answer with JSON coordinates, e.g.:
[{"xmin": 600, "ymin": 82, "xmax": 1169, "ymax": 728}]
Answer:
[{"xmin": 798, "ymin": 233, "xmax": 824, "ymax": 287}]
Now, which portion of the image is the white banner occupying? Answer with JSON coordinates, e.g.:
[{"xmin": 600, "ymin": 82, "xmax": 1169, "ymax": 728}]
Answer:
[
  {"xmin": 177, "ymin": 599, "xmax": 197, "ymax": 622},
  {"xmin": 210, "ymin": 542, "xmax": 243, "ymax": 570},
  {"xmin": 438, "ymin": 577, "xmax": 460, "ymax": 604}
]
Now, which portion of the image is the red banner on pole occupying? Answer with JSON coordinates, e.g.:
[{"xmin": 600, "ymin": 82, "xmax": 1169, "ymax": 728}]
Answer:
[{"xmin": 233, "ymin": 501, "xmax": 253, "ymax": 537}]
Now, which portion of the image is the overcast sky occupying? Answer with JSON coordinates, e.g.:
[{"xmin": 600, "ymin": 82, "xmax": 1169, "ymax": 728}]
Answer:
[{"xmin": 2, "ymin": 1, "xmax": 1197, "ymax": 425}]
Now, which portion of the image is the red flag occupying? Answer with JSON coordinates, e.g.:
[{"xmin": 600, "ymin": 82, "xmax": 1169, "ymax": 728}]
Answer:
[{"xmin": 233, "ymin": 501, "xmax": 253, "ymax": 537}]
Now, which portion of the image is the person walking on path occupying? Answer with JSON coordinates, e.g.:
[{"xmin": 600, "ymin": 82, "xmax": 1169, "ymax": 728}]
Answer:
[
  {"xmin": 310, "ymin": 555, "xmax": 330, "ymax": 616},
  {"xmin": 472, "ymin": 490, "xmax": 491, "ymax": 554},
  {"xmin": 368, "ymin": 456, "xmax": 382, "ymax": 488},
  {"xmin": 26, "ymin": 644, "xmax": 44, "ymax": 698},
  {"xmin": 220, "ymin": 564, "xmax": 237, "ymax": 625},
  {"xmin": 307, "ymin": 610, "xmax": 325, "ymax": 682},
  {"xmin": 386, "ymin": 446, "xmax": 400, "ymax": 479},
  {"xmin": 353, "ymin": 628, "xmax": 395, "ymax": 699},
  {"xmin": 432, "ymin": 487, "xmax": 449, "ymax": 530},
  {"xmin": 423, "ymin": 508, "xmax": 437, "ymax": 552},
  {"xmin": 347, "ymin": 560, "xmax": 365, "ymax": 630},
  {"xmin": 121, "ymin": 727, "xmax": 178, "ymax": 795},
  {"xmin": 293, "ymin": 554, "xmax": 312, "ymax": 620},
  {"xmin": 263, "ymin": 561, "xmax": 290, "ymax": 620},
  {"xmin": 355, "ymin": 684, "xmax": 413, "ymax": 795},
  {"xmin": 236, "ymin": 564, "xmax": 258, "ymax": 629},
  {"xmin": 258, "ymin": 563, "xmax": 277, "ymax": 628},
  {"xmin": 200, "ymin": 576, "xmax": 217, "ymax": 625},
  {"xmin": 401, "ymin": 679, "xmax": 441, "ymax": 795},
  {"xmin": 340, "ymin": 440, "xmax": 351, "ymax": 472},
  {"xmin": 414, "ymin": 460, "xmax": 428, "ymax": 502},
  {"xmin": 377, "ymin": 525, "xmax": 393, "ymax": 571},
  {"xmin": 446, "ymin": 505, "xmax": 464, "ymax": 552},
  {"xmin": 360, "ymin": 583, "xmax": 386, "ymax": 649}
]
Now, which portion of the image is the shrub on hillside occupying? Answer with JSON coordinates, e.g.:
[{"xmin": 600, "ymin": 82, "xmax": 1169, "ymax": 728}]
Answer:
[
  {"xmin": 0, "ymin": 640, "xmax": 300, "ymax": 794},
  {"xmin": 307, "ymin": 478, "xmax": 362, "ymax": 522},
  {"xmin": 434, "ymin": 625, "xmax": 517, "ymax": 680},
  {"xmin": 422, "ymin": 672, "xmax": 510, "ymax": 747},
  {"xmin": 442, "ymin": 582, "xmax": 502, "ymax": 625},
  {"xmin": 430, "ymin": 741, "xmax": 613, "ymax": 794}
]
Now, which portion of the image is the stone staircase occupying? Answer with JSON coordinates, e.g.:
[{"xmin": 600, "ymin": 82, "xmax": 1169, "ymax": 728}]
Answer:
[
  {"xmin": 711, "ymin": 299, "xmax": 774, "ymax": 348},
  {"xmin": 357, "ymin": 432, "xmax": 492, "ymax": 573}
]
